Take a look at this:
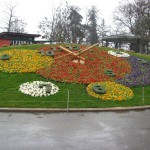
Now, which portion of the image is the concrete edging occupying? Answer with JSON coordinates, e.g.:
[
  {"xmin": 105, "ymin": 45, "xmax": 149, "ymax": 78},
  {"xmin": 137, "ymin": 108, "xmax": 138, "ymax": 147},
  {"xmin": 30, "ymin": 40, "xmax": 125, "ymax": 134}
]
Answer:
[{"xmin": 0, "ymin": 105, "xmax": 150, "ymax": 113}]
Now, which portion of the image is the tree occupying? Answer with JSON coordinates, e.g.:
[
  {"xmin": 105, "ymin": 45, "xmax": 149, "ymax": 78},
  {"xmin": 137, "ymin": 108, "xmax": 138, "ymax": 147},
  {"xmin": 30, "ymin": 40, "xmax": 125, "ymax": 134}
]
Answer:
[
  {"xmin": 133, "ymin": 0, "xmax": 150, "ymax": 53},
  {"xmin": 68, "ymin": 6, "xmax": 84, "ymax": 43},
  {"xmin": 110, "ymin": 25, "xmax": 128, "ymax": 35},
  {"xmin": 1, "ymin": 1, "xmax": 26, "ymax": 33},
  {"xmin": 39, "ymin": 3, "xmax": 105, "ymax": 45},
  {"xmin": 10, "ymin": 17, "xmax": 26, "ymax": 33},
  {"xmin": 97, "ymin": 19, "xmax": 111, "ymax": 46},
  {"xmin": 39, "ymin": 2, "xmax": 71, "ymax": 43},
  {"xmin": 39, "ymin": 3, "xmax": 85, "ymax": 43},
  {"xmin": 113, "ymin": 1, "xmax": 135, "ymax": 33},
  {"xmin": 97, "ymin": 19, "xmax": 110, "ymax": 39},
  {"xmin": 113, "ymin": 0, "xmax": 150, "ymax": 53},
  {"xmin": 87, "ymin": 6, "xmax": 99, "ymax": 44}
]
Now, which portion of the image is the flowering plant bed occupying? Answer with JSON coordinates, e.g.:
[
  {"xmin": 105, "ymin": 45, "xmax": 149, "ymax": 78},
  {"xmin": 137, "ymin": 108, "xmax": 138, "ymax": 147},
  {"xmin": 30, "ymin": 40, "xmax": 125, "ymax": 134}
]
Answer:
[
  {"xmin": 0, "ymin": 49, "xmax": 53, "ymax": 73},
  {"xmin": 108, "ymin": 50, "xmax": 130, "ymax": 57},
  {"xmin": 37, "ymin": 47, "xmax": 131, "ymax": 84},
  {"xmin": 117, "ymin": 56, "xmax": 150, "ymax": 87},
  {"xmin": 86, "ymin": 81, "xmax": 134, "ymax": 101},
  {"xmin": 0, "ymin": 44, "xmax": 149, "ymax": 108},
  {"xmin": 19, "ymin": 81, "xmax": 59, "ymax": 97}
]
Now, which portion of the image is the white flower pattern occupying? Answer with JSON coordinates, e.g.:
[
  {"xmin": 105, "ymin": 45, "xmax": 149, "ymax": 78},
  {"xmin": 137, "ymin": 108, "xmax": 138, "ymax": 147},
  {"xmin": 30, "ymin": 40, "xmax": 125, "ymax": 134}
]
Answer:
[
  {"xmin": 108, "ymin": 50, "xmax": 130, "ymax": 57},
  {"xmin": 19, "ymin": 81, "xmax": 59, "ymax": 97}
]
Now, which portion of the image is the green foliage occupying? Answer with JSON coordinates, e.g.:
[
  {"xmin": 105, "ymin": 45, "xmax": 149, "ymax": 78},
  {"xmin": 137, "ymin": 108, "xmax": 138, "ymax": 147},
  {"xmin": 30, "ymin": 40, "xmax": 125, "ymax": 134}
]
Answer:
[
  {"xmin": 45, "ymin": 51, "xmax": 55, "ymax": 57},
  {"xmin": 105, "ymin": 69, "xmax": 116, "ymax": 77},
  {"xmin": 68, "ymin": 6, "xmax": 84, "ymax": 43},
  {"xmin": 0, "ymin": 44, "xmax": 45, "ymax": 51},
  {"xmin": 0, "ymin": 54, "xmax": 10, "ymax": 60},
  {"xmin": 92, "ymin": 84, "xmax": 106, "ymax": 94},
  {"xmin": 87, "ymin": 6, "xmax": 99, "ymax": 44}
]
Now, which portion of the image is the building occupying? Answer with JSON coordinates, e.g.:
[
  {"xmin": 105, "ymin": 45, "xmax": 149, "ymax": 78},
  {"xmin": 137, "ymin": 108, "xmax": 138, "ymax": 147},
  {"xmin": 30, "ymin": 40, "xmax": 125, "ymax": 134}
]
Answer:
[
  {"xmin": 102, "ymin": 34, "xmax": 140, "ymax": 52},
  {"xmin": 0, "ymin": 32, "xmax": 40, "ymax": 47}
]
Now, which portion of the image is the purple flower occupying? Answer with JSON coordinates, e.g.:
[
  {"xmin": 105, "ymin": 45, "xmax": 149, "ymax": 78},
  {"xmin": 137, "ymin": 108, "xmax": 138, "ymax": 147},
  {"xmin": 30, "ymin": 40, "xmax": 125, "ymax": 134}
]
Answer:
[{"xmin": 117, "ymin": 56, "xmax": 150, "ymax": 87}]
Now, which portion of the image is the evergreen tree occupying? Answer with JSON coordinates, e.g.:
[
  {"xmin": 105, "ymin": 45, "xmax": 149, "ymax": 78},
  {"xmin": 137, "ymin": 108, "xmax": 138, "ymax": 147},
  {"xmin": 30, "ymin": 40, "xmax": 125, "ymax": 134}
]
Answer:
[
  {"xmin": 87, "ymin": 6, "xmax": 99, "ymax": 44},
  {"xmin": 68, "ymin": 6, "xmax": 84, "ymax": 43}
]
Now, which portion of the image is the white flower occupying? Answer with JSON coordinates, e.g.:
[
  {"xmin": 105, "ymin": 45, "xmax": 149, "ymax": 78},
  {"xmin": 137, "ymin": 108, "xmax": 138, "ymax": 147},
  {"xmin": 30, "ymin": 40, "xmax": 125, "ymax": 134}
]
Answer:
[
  {"xmin": 108, "ymin": 50, "xmax": 130, "ymax": 57},
  {"xmin": 19, "ymin": 81, "xmax": 59, "ymax": 97}
]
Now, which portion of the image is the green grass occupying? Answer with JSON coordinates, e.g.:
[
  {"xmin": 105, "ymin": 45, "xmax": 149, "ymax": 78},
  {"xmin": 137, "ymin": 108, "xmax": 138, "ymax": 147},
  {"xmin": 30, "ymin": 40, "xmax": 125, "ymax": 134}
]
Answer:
[
  {"xmin": 0, "ymin": 43, "xmax": 86, "ymax": 51},
  {"xmin": 0, "ymin": 44, "xmax": 150, "ymax": 108},
  {"xmin": 0, "ymin": 72, "xmax": 149, "ymax": 108},
  {"xmin": 128, "ymin": 51, "xmax": 150, "ymax": 61},
  {"xmin": 0, "ymin": 44, "xmax": 45, "ymax": 51}
]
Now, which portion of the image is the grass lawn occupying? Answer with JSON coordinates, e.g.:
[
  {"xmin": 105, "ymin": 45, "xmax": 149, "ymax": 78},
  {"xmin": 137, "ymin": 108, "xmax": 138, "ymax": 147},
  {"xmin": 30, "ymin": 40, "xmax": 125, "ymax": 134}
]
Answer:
[
  {"xmin": 128, "ymin": 51, "xmax": 150, "ymax": 61},
  {"xmin": 0, "ymin": 44, "xmax": 150, "ymax": 108}
]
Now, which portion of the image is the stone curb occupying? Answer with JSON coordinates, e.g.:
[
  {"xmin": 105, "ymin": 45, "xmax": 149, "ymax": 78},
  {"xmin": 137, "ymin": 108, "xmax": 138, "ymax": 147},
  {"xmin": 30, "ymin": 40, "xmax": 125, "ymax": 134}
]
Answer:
[{"xmin": 0, "ymin": 105, "xmax": 150, "ymax": 113}]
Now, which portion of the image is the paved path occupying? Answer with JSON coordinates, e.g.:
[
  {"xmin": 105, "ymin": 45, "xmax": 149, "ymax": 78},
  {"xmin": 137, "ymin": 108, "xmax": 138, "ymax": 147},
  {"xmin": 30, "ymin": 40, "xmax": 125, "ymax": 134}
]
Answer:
[{"xmin": 0, "ymin": 110, "xmax": 150, "ymax": 150}]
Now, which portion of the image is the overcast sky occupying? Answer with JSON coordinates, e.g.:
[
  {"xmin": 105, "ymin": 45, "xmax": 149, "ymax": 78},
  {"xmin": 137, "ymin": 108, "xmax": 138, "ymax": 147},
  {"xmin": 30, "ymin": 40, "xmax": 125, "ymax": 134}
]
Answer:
[{"xmin": 0, "ymin": 0, "xmax": 122, "ymax": 34}]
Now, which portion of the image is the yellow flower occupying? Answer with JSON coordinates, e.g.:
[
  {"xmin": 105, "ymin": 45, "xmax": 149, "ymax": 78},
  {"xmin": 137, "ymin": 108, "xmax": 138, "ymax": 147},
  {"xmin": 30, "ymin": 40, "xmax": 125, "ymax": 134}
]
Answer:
[
  {"xmin": 86, "ymin": 81, "xmax": 134, "ymax": 101},
  {"xmin": 0, "ymin": 49, "xmax": 53, "ymax": 73}
]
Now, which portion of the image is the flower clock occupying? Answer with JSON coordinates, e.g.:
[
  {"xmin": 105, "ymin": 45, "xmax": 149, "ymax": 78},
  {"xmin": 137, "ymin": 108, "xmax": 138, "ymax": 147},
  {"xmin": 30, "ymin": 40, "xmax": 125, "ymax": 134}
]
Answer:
[
  {"xmin": 1, "ymin": 44, "xmax": 150, "ymax": 102},
  {"xmin": 19, "ymin": 81, "xmax": 59, "ymax": 97},
  {"xmin": 108, "ymin": 50, "xmax": 130, "ymax": 58}
]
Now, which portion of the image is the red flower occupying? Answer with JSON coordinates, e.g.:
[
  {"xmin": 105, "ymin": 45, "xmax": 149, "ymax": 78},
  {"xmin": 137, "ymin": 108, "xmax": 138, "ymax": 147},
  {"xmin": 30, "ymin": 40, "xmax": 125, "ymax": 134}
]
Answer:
[{"xmin": 37, "ymin": 46, "xmax": 131, "ymax": 84}]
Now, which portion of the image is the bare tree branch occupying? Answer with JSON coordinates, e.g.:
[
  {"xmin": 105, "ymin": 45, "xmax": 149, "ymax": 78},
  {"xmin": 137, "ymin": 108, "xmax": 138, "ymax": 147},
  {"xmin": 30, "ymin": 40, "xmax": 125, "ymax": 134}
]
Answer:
[{"xmin": 0, "ymin": 1, "xmax": 26, "ymax": 33}]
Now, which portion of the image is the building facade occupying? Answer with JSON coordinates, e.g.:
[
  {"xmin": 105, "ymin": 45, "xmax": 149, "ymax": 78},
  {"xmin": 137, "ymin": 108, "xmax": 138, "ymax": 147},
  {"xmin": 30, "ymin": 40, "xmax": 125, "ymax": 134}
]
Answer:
[{"xmin": 0, "ymin": 32, "xmax": 40, "ymax": 47}]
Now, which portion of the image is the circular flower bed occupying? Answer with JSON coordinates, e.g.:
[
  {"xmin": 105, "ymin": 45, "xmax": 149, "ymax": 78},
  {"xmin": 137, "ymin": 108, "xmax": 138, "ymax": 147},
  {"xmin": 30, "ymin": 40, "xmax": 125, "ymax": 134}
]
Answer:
[
  {"xmin": 0, "ymin": 49, "xmax": 53, "ymax": 73},
  {"xmin": 108, "ymin": 50, "xmax": 130, "ymax": 57},
  {"xmin": 86, "ymin": 81, "xmax": 134, "ymax": 101},
  {"xmin": 19, "ymin": 81, "xmax": 59, "ymax": 97},
  {"xmin": 37, "ymin": 49, "xmax": 131, "ymax": 84}
]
